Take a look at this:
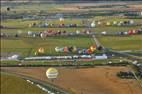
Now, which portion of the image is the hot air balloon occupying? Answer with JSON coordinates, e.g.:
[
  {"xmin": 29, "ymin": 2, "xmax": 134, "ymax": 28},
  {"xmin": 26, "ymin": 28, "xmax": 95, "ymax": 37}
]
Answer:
[
  {"xmin": 76, "ymin": 30, "xmax": 80, "ymax": 34},
  {"xmin": 91, "ymin": 22, "xmax": 96, "ymax": 27},
  {"xmin": 129, "ymin": 20, "xmax": 134, "ymax": 25},
  {"xmin": 90, "ymin": 45, "xmax": 96, "ymax": 52},
  {"xmin": 38, "ymin": 47, "xmax": 45, "ymax": 54},
  {"xmin": 55, "ymin": 47, "xmax": 60, "ymax": 52},
  {"xmin": 59, "ymin": 17, "xmax": 64, "ymax": 21},
  {"xmin": 64, "ymin": 47, "xmax": 69, "ymax": 53},
  {"xmin": 106, "ymin": 22, "xmax": 111, "ymax": 26},
  {"xmin": 97, "ymin": 21, "xmax": 101, "ymax": 25},
  {"xmin": 113, "ymin": 21, "xmax": 117, "ymax": 25},
  {"xmin": 46, "ymin": 68, "xmax": 59, "ymax": 81},
  {"xmin": 34, "ymin": 51, "xmax": 38, "ymax": 55},
  {"xmin": 28, "ymin": 31, "xmax": 33, "ymax": 36},
  {"xmin": 86, "ymin": 49, "xmax": 93, "ymax": 54},
  {"xmin": 72, "ymin": 46, "xmax": 77, "ymax": 52}
]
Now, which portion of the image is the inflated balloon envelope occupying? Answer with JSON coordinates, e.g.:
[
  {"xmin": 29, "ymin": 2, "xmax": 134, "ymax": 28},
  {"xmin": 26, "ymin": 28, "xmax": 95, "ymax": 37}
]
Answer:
[
  {"xmin": 46, "ymin": 68, "xmax": 59, "ymax": 79},
  {"xmin": 90, "ymin": 45, "xmax": 96, "ymax": 52},
  {"xmin": 38, "ymin": 48, "xmax": 45, "ymax": 54}
]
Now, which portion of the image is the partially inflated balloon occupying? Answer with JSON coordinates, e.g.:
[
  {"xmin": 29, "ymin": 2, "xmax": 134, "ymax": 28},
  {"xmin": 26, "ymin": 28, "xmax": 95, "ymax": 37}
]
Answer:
[{"xmin": 38, "ymin": 48, "xmax": 45, "ymax": 54}]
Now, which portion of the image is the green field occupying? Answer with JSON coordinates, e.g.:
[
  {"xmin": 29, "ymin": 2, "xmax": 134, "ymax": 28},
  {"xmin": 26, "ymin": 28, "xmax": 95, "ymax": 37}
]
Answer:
[
  {"xmin": 1, "ymin": 36, "xmax": 94, "ymax": 56},
  {"xmin": 97, "ymin": 35, "xmax": 142, "ymax": 50},
  {"xmin": 0, "ymin": 73, "xmax": 46, "ymax": 94},
  {"xmin": 1, "ymin": 17, "xmax": 142, "ymax": 33}
]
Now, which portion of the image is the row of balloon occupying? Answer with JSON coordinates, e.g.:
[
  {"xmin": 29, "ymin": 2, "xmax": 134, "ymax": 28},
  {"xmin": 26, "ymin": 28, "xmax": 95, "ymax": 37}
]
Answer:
[
  {"xmin": 90, "ymin": 20, "xmax": 135, "ymax": 27},
  {"xmin": 55, "ymin": 45, "xmax": 96, "ymax": 54},
  {"xmin": 28, "ymin": 17, "xmax": 64, "ymax": 28}
]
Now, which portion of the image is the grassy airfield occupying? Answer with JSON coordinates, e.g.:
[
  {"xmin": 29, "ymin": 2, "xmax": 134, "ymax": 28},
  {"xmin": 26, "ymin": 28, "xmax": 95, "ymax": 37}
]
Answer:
[{"xmin": 1, "ymin": 73, "xmax": 46, "ymax": 94}]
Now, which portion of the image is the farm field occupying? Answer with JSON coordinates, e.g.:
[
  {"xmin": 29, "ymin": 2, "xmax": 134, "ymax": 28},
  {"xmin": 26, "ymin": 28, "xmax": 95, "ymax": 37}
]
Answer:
[
  {"xmin": 0, "ymin": 73, "xmax": 46, "ymax": 94},
  {"xmin": 1, "ymin": 67, "xmax": 142, "ymax": 94}
]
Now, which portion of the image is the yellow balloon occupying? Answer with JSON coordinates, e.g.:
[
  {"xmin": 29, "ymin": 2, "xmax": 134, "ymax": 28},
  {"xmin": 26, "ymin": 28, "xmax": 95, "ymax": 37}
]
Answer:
[
  {"xmin": 38, "ymin": 48, "xmax": 45, "ymax": 53},
  {"xmin": 90, "ymin": 46, "xmax": 96, "ymax": 52},
  {"xmin": 46, "ymin": 68, "xmax": 59, "ymax": 79}
]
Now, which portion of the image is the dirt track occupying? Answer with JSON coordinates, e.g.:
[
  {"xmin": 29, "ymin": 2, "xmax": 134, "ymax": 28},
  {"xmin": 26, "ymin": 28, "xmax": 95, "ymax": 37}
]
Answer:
[{"xmin": 1, "ymin": 66, "xmax": 142, "ymax": 94}]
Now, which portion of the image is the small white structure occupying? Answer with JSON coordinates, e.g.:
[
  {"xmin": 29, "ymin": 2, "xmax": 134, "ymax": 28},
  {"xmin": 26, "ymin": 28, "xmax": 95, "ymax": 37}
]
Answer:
[
  {"xmin": 95, "ymin": 54, "xmax": 108, "ymax": 60},
  {"xmin": 8, "ymin": 54, "xmax": 19, "ymax": 60}
]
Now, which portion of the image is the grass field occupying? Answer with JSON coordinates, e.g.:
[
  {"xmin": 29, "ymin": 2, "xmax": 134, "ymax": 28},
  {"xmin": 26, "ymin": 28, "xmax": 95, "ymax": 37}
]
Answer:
[
  {"xmin": 97, "ymin": 35, "xmax": 142, "ymax": 50},
  {"xmin": 1, "ymin": 18, "xmax": 142, "ymax": 57},
  {"xmin": 1, "ymin": 17, "xmax": 142, "ymax": 33},
  {"xmin": 0, "ymin": 73, "xmax": 46, "ymax": 94},
  {"xmin": 1, "ymin": 36, "xmax": 94, "ymax": 56}
]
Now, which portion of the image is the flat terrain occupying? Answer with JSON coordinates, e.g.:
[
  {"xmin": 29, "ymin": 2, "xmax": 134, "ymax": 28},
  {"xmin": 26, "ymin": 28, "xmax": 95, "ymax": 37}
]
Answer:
[
  {"xmin": 0, "ymin": 73, "xmax": 46, "ymax": 94},
  {"xmin": 1, "ymin": 36, "xmax": 93, "ymax": 56},
  {"xmin": 1, "ymin": 67, "xmax": 142, "ymax": 94},
  {"xmin": 97, "ymin": 35, "xmax": 142, "ymax": 50}
]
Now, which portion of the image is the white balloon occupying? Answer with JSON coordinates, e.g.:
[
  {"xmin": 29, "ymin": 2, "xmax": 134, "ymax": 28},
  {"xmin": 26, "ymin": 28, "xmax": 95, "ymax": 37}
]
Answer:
[
  {"xmin": 91, "ymin": 22, "xmax": 95, "ymax": 27},
  {"xmin": 59, "ymin": 17, "xmax": 64, "ymax": 21}
]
